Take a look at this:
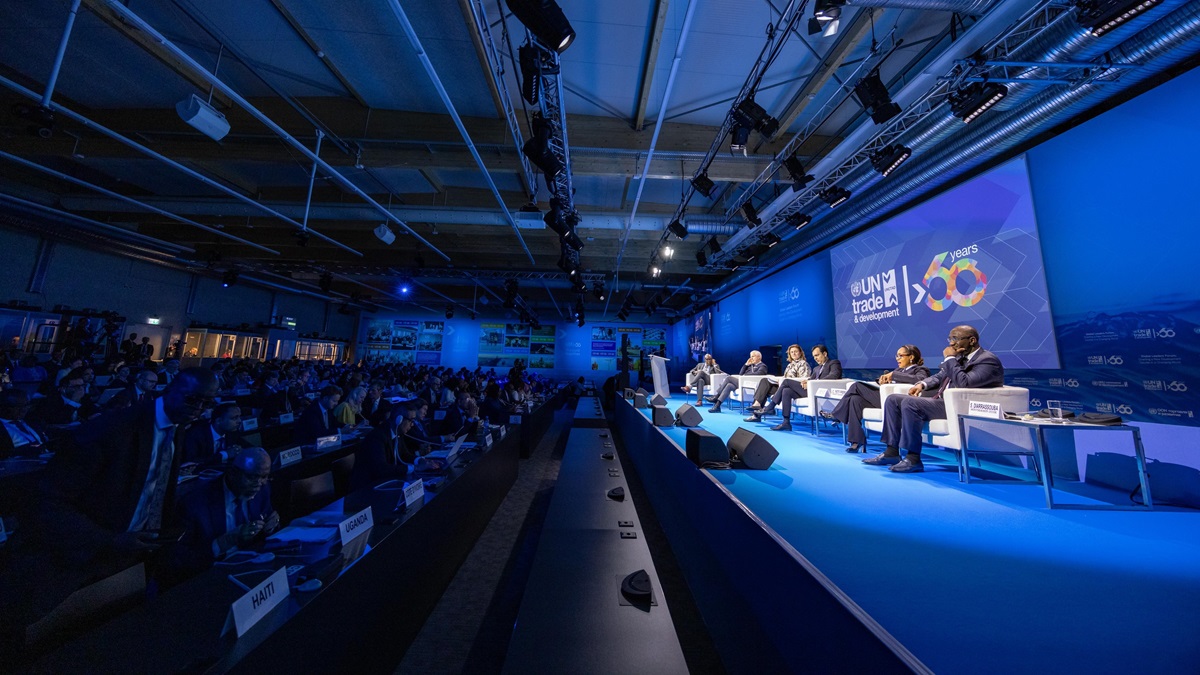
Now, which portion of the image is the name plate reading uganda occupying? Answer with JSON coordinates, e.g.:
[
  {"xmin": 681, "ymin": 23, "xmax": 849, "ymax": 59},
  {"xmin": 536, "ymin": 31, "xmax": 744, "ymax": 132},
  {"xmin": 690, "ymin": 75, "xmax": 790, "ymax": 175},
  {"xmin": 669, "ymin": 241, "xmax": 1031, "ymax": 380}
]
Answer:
[
  {"xmin": 223, "ymin": 567, "xmax": 289, "ymax": 638},
  {"xmin": 278, "ymin": 446, "xmax": 303, "ymax": 468},
  {"xmin": 242, "ymin": 417, "xmax": 259, "ymax": 431},
  {"xmin": 509, "ymin": 414, "xmax": 522, "ymax": 425},
  {"xmin": 403, "ymin": 480, "xmax": 425, "ymax": 509},
  {"xmin": 279, "ymin": 412, "xmax": 294, "ymax": 424},
  {"xmin": 339, "ymin": 507, "xmax": 374, "ymax": 547},
  {"xmin": 968, "ymin": 400, "xmax": 1004, "ymax": 419}
]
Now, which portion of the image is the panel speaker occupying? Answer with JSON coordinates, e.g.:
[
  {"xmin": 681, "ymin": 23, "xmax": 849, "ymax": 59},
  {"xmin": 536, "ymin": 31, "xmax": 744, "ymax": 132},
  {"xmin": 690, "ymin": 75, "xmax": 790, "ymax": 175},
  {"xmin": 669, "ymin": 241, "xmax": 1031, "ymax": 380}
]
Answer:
[
  {"xmin": 652, "ymin": 405, "xmax": 674, "ymax": 427},
  {"xmin": 674, "ymin": 403, "xmax": 703, "ymax": 427},
  {"xmin": 727, "ymin": 428, "xmax": 779, "ymax": 470},
  {"xmin": 634, "ymin": 393, "xmax": 648, "ymax": 409},
  {"xmin": 686, "ymin": 428, "xmax": 729, "ymax": 466},
  {"xmin": 650, "ymin": 394, "xmax": 667, "ymax": 406}
]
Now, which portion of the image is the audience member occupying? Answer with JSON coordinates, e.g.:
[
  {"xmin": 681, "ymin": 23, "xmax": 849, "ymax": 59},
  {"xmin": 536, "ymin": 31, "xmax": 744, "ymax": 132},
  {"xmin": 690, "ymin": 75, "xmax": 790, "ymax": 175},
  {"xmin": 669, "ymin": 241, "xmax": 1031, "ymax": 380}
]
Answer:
[
  {"xmin": 182, "ymin": 401, "xmax": 243, "ymax": 465},
  {"xmin": 293, "ymin": 385, "xmax": 343, "ymax": 444},
  {"xmin": 0, "ymin": 389, "xmax": 47, "ymax": 459}
]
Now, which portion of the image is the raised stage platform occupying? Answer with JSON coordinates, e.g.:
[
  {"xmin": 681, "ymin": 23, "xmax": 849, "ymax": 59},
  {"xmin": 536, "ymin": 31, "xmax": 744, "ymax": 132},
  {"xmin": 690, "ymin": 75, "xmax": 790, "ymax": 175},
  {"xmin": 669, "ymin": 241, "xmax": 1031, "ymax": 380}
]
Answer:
[{"xmin": 616, "ymin": 393, "xmax": 1200, "ymax": 674}]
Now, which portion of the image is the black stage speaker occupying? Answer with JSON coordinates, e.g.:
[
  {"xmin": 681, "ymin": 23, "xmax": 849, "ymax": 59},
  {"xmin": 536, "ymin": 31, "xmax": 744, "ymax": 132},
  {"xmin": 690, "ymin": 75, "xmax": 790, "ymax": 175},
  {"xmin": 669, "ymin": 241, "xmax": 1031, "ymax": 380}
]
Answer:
[
  {"xmin": 634, "ymin": 393, "xmax": 649, "ymax": 409},
  {"xmin": 686, "ymin": 428, "xmax": 729, "ymax": 466},
  {"xmin": 635, "ymin": 387, "xmax": 648, "ymax": 396},
  {"xmin": 624, "ymin": 388, "xmax": 634, "ymax": 399},
  {"xmin": 650, "ymin": 394, "xmax": 667, "ymax": 406},
  {"xmin": 652, "ymin": 405, "xmax": 674, "ymax": 427},
  {"xmin": 727, "ymin": 428, "xmax": 779, "ymax": 470},
  {"xmin": 674, "ymin": 403, "xmax": 703, "ymax": 427}
]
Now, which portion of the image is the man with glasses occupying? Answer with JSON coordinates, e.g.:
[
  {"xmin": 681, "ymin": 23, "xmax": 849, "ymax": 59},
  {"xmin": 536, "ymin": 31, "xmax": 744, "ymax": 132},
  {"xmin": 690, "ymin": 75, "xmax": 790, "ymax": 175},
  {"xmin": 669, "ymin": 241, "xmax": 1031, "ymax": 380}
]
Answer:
[
  {"xmin": 110, "ymin": 368, "xmax": 162, "ymax": 409},
  {"xmin": 28, "ymin": 369, "xmax": 89, "ymax": 428},
  {"xmin": 182, "ymin": 401, "xmax": 243, "ymax": 465},
  {"xmin": 172, "ymin": 447, "xmax": 279, "ymax": 576},
  {"xmin": 864, "ymin": 325, "xmax": 1004, "ymax": 473}
]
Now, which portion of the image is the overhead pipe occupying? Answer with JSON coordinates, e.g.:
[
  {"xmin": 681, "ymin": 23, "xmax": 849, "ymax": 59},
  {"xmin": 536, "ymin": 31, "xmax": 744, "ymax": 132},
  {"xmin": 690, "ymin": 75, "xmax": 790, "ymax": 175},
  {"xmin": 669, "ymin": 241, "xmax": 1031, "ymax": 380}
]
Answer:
[
  {"xmin": 385, "ymin": 0, "xmax": 536, "ymax": 265},
  {"xmin": 606, "ymin": 0, "xmax": 701, "ymax": 317},
  {"xmin": 98, "ymin": 0, "xmax": 447, "ymax": 261},
  {"xmin": 846, "ymin": 0, "xmax": 995, "ymax": 12},
  {"xmin": 42, "ymin": 0, "xmax": 82, "ymax": 107},
  {"xmin": 0, "ymin": 192, "xmax": 194, "ymax": 255},
  {"xmin": 0, "ymin": 151, "xmax": 280, "ymax": 255},
  {"xmin": 0, "ymin": 73, "xmax": 357, "ymax": 255}
]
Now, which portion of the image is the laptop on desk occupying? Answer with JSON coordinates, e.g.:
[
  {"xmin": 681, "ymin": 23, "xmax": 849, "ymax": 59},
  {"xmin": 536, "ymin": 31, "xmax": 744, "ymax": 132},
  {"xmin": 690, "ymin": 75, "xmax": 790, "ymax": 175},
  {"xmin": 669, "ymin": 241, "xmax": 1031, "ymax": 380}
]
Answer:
[{"xmin": 426, "ymin": 434, "xmax": 468, "ymax": 464}]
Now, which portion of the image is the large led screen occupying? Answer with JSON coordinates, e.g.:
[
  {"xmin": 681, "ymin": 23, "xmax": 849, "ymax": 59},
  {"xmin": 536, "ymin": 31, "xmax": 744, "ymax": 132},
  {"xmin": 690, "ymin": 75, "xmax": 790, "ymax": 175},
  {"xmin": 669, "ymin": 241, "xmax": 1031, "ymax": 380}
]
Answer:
[{"xmin": 830, "ymin": 156, "xmax": 1059, "ymax": 369}]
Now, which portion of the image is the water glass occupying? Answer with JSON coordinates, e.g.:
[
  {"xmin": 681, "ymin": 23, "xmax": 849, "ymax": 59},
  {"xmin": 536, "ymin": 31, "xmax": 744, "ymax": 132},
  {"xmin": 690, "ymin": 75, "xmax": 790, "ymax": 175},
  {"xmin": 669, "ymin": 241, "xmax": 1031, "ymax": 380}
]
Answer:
[{"xmin": 1046, "ymin": 400, "xmax": 1063, "ymax": 423}]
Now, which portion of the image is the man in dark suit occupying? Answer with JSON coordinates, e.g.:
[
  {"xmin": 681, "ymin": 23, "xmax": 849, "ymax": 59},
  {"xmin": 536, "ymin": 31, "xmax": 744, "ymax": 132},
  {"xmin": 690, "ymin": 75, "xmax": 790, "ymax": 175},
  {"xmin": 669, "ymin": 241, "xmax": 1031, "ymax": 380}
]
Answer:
[
  {"xmin": 182, "ymin": 402, "xmax": 243, "ymax": 465},
  {"xmin": 293, "ymin": 385, "xmax": 343, "ymax": 444},
  {"xmin": 864, "ymin": 325, "xmax": 1005, "ymax": 473},
  {"xmin": 27, "ymin": 370, "xmax": 88, "ymax": 428},
  {"xmin": 707, "ymin": 350, "xmax": 769, "ymax": 413},
  {"xmin": 0, "ymin": 389, "xmax": 47, "ymax": 459},
  {"xmin": 6, "ymin": 368, "xmax": 218, "ymax": 627},
  {"xmin": 351, "ymin": 409, "xmax": 411, "ymax": 492},
  {"xmin": 359, "ymin": 382, "xmax": 391, "ymax": 427},
  {"xmin": 172, "ymin": 447, "xmax": 278, "ymax": 578},
  {"xmin": 108, "ymin": 368, "xmax": 161, "ymax": 409},
  {"xmin": 157, "ymin": 359, "xmax": 180, "ymax": 387},
  {"xmin": 809, "ymin": 344, "xmax": 843, "ymax": 381},
  {"xmin": 439, "ymin": 391, "xmax": 477, "ymax": 438}
]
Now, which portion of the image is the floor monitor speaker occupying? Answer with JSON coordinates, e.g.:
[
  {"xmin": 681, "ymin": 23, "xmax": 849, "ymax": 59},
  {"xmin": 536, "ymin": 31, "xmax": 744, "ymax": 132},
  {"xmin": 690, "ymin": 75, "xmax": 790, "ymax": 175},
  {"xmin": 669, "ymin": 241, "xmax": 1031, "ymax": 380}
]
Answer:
[
  {"xmin": 727, "ymin": 428, "xmax": 779, "ymax": 470},
  {"xmin": 652, "ymin": 405, "xmax": 674, "ymax": 427},
  {"xmin": 686, "ymin": 428, "xmax": 729, "ymax": 466},
  {"xmin": 674, "ymin": 403, "xmax": 703, "ymax": 427},
  {"xmin": 650, "ymin": 394, "xmax": 667, "ymax": 406},
  {"xmin": 634, "ymin": 393, "xmax": 648, "ymax": 409}
]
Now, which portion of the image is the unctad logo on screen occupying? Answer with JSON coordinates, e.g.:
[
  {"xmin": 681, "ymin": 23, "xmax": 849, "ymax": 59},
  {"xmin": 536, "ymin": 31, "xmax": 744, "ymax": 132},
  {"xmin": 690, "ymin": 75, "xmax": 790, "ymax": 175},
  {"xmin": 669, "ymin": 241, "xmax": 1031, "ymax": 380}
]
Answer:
[
  {"xmin": 851, "ymin": 245, "xmax": 987, "ymax": 323},
  {"xmin": 850, "ymin": 269, "xmax": 899, "ymax": 321}
]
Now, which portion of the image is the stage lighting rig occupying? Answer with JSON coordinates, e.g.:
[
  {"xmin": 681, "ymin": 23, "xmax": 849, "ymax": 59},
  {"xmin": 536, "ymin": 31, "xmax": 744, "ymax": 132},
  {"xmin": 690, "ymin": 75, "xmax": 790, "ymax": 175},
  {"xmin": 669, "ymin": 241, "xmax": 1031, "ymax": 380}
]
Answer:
[
  {"xmin": 789, "ymin": 213, "xmax": 812, "ymax": 230},
  {"xmin": 506, "ymin": 0, "xmax": 576, "ymax": 53},
  {"xmin": 740, "ymin": 201, "xmax": 762, "ymax": 228},
  {"xmin": 1076, "ymin": 0, "xmax": 1163, "ymax": 36},
  {"xmin": 819, "ymin": 186, "xmax": 851, "ymax": 208},
  {"xmin": 949, "ymin": 82, "xmax": 1007, "ymax": 123},
  {"xmin": 870, "ymin": 143, "xmax": 912, "ymax": 177},
  {"xmin": 523, "ymin": 113, "xmax": 564, "ymax": 178},
  {"xmin": 691, "ymin": 172, "xmax": 717, "ymax": 198},
  {"xmin": 783, "ymin": 154, "xmax": 814, "ymax": 191},
  {"xmin": 557, "ymin": 242, "xmax": 580, "ymax": 277},
  {"xmin": 853, "ymin": 68, "xmax": 902, "ymax": 125},
  {"xmin": 667, "ymin": 218, "xmax": 688, "ymax": 240},
  {"xmin": 696, "ymin": 249, "xmax": 707, "ymax": 267}
]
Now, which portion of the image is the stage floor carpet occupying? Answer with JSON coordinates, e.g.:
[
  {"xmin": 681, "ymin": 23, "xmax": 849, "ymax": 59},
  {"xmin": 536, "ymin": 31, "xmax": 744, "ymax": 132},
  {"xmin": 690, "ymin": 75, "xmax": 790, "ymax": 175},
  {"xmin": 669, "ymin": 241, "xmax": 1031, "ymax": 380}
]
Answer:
[{"xmin": 631, "ymin": 393, "xmax": 1200, "ymax": 674}]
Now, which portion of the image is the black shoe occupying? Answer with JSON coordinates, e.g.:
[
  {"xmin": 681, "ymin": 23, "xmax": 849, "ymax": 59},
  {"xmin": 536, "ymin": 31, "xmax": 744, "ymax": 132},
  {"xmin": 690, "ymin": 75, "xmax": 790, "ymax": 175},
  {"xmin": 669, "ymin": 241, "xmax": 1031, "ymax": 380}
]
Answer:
[
  {"xmin": 743, "ymin": 414, "xmax": 762, "ymax": 423},
  {"xmin": 760, "ymin": 403, "xmax": 777, "ymax": 417},
  {"xmin": 845, "ymin": 444, "xmax": 861, "ymax": 453},
  {"xmin": 890, "ymin": 457, "xmax": 925, "ymax": 473},
  {"xmin": 770, "ymin": 422, "xmax": 792, "ymax": 431},
  {"xmin": 863, "ymin": 453, "xmax": 901, "ymax": 466},
  {"xmin": 708, "ymin": 403, "xmax": 722, "ymax": 413}
]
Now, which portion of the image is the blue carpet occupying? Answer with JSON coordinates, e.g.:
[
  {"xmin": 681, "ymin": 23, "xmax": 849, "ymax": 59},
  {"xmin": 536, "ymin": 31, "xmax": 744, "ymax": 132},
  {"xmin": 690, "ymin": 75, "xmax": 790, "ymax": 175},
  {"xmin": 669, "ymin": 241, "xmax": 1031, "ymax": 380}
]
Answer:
[{"xmin": 636, "ymin": 394, "xmax": 1200, "ymax": 674}]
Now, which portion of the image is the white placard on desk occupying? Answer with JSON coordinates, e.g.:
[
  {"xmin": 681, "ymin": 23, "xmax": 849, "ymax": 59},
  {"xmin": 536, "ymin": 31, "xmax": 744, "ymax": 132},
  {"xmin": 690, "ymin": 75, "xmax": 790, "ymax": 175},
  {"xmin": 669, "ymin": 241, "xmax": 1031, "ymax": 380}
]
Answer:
[
  {"xmin": 509, "ymin": 414, "xmax": 522, "ymax": 425},
  {"xmin": 278, "ymin": 446, "xmax": 302, "ymax": 468},
  {"xmin": 830, "ymin": 388, "xmax": 847, "ymax": 398},
  {"xmin": 968, "ymin": 400, "xmax": 1003, "ymax": 419},
  {"xmin": 235, "ymin": 388, "xmax": 252, "ymax": 397},
  {"xmin": 222, "ymin": 567, "xmax": 289, "ymax": 638},
  {"xmin": 402, "ymin": 480, "xmax": 425, "ymax": 509},
  {"xmin": 816, "ymin": 388, "xmax": 829, "ymax": 398},
  {"xmin": 242, "ymin": 417, "xmax": 258, "ymax": 431},
  {"xmin": 484, "ymin": 433, "xmax": 493, "ymax": 448},
  {"xmin": 500, "ymin": 426, "xmax": 507, "ymax": 440},
  {"xmin": 316, "ymin": 434, "xmax": 340, "ymax": 451},
  {"xmin": 339, "ymin": 507, "xmax": 374, "ymax": 547},
  {"xmin": 278, "ymin": 412, "xmax": 294, "ymax": 424}
]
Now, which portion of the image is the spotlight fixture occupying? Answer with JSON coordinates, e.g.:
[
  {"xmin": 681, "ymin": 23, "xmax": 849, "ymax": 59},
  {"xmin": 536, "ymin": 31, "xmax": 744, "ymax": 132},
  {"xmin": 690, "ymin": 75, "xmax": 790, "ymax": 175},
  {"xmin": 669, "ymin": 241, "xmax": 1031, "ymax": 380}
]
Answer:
[
  {"xmin": 562, "ymin": 210, "xmax": 584, "ymax": 251},
  {"xmin": 730, "ymin": 125, "xmax": 751, "ymax": 155},
  {"xmin": 647, "ymin": 263, "xmax": 661, "ymax": 279},
  {"xmin": 870, "ymin": 143, "xmax": 912, "ymax": 177},
  {"xmin": 374, "ymin": 223, "xmax": 396, "ymax": 245},
  {"xmin": 667, "ymin": 218, "xmax": 688, "ymax": 240},
  {"xmin": 518, "ymin": 43, "xmax": 542, "ymax": 105},
  {"xmin": 732, "ymin": 98, "xmax": 780, "ymax": 139},
  {"xmin": 707, "ymin": 237, "xmax": 722, "ymax": 255},
  {"xmin": 762, "ymin": 232, "xmax": 782, "ymax": 248},
  {"xmin": 399, "ymin": 281, "xmax": 411, "ymax": 295},
  {"xmin": 729, "ymin": 256, "xmax": 748, "ymax": 272},
  {"xmin": 572, "ymin": 276, "xmax": 587, "ymax": 293},
  {"xmin": 1077, "ymin": 0, "xmax": 1163, "ymax": 36},
  {"xmin": 661, "ymin": 244, "xmax": 674, "ymax": 260},
  {"xmin": 557, "ymin": 242, "xmax": 580, "ymax": 277},
  {"xmin": 949, "ymin": 82, "xmax": 1008, "ymax": 123},
  {"xmin": 789, "ymin": 212, "xmax": 812, "ymax": 230},
  {"xmin": 853, "ymin": 69, "xmax": 902, "ymax": 125},
  {"xmin": 592, "ymin": 282, "xmax": 606, "ymax": 301},
  {"xmin": 573, "ymin": 297, "xmax": 585, "ymax": 319},
  {"xmin": 319, "ymin": 272, "xmax": 333, "ymax": 292},
  {"xmin": 176, "ymin": 94, "xmax": 230, "ymax": 141},
  {"xmin": 692, "ymin": 172, "xmax": 717, "ymax": 198},
  {"xmin": 293, "ymin": 230, "xmax": 311, "ymax": 247},
  {"xmin": 221, "ymin": 270, "xmax": 239, "ymax": 288},
  {"xmin": 740, "ymin": 201, "xmax": 762, "ymax": 227},
  {"xmin": 783, "ymin": 155, "xmax": 814, "ymax": 191},
  {"xmin": 819, "ymin": 186, "xmax": 851, "ymax": 208},
  {"xmin": 813, "ymin": 0, "xmax": 844, "ymax": 36},
  {"xmin": 505, "ymin": 0, "xmax": 577, "ymax": 53},
  {"xmin": 695, "ymin": 249, "xmax": 708, "ymax": 267},
  {"xmin": 523, "ymin": 113, "xmax": 564, "ymax": 178},
  {"xmin": 445, "ymin": 305, "xmax": 455, "ymax": 319}
]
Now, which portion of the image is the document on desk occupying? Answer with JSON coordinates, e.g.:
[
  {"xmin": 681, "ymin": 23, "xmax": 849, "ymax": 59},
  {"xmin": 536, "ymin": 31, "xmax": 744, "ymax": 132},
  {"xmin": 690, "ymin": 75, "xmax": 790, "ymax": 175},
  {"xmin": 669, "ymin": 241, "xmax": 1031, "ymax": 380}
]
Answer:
[{"xmin": 266, "ymin": 525, "xmax": 338, "ymax": 543}]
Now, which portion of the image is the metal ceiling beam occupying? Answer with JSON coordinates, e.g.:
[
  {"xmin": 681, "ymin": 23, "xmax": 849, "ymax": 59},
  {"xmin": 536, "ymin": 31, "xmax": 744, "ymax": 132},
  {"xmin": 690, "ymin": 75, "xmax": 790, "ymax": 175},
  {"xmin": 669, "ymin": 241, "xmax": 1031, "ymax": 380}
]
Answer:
[
  {"xmin": 457, "ymin": 0, "xmax": 509, "ymax": 119},
  {"xmin": 633, "ymin": 0, "xmax": 672, "ymax": 131},
  {"xmin": 265, "ymin": 0, "xmax": 370, "ymax": 108}
]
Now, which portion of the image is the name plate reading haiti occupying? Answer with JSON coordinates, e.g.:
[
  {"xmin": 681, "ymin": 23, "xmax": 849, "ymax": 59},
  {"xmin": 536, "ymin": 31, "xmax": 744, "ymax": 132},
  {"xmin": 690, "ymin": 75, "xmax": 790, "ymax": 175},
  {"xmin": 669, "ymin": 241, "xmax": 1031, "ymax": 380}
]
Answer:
[
  {"xmin": 816, "ymin": 388, "xmax": 829, "ymax": 398},
  {"xmin": 831, "ymin": 388, "xmax": 847, "ymax": 399},
  {"xmin": 339, "ymin": 507, "xmax": 374, "ymax": 547},
  {"xmin": 968, "ymin": 400, "xmax": 1003, "ymax": 419},
  {"xmin": 223, "ymin": 567, "xmax": 289, "ymax": 638},
  {"xmin": 279, "ymin": 412, "xmax": 294, "ymax": 424},
  {"xmin": 509, "ymin": 414, "xmax": 522, "ymax": 425},
  {"xmin": 278, "ymin": 446, "xmax": 303, "ymax": 468},
  {"xmin": 403, "ymin": 480, "xmax": 425, "ymax": 509},
  {"xmin": 242, "ymin": 417, "xmax": 259, "ymax": 431}
]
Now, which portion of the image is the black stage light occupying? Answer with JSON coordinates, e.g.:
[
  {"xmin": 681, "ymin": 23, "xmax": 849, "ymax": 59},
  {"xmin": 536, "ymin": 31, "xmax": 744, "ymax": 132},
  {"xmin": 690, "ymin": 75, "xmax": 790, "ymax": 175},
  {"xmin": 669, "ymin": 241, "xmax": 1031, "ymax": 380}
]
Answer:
[
  {"xmin": 789, "ymin": 212, "xmax": 812, "ymax": 229},
  {"xmin": 667, "ymin": 218, "xmax": 688, "ymax": 240},
  {"xmin": 854, "ymin": 68, "xmax": 902, "ymax": 125},
  {"xmin": 523, "ymin": 113, "xmax": 564, "ymax": 177},
  {"xmin": 733, "ymin": 98, "xmax": 780, "ymax": 138},
  {"xmin": 506, "ymin": 0, "xmax": 576, "ymax": 53},
  {"xmin": 740, "ymin": 201, "xmax": 762, "ymax": 227},
  {"xmin": 293, "ymin": 230, "xmax": 310, "ymax": 247},
  {"xmin": 593, "ymin": 282, "xmax": 606, "ymax": 301},
  {"xmin": 819, "ymin": 185, "xmax": 851, "ymax": 208},
  {"xmin": 949, "ymin": 82, "xmax": 1008, "ymax": 123},
  {"xmin": 808, "ymin": 16, "xmax": 824, "ymax": 35},
  {"xmin": 647, "ymin": 262, "xmax": 661, "ymax": 279},
  {"xmin": 813, "ymin": 0, "xmax": 844, "ymax": 36},
  {"xmin": 557, "ymin": 242, "xmax": 580, "ymax": 277},
  {"xmin": 707, "ymin": 237, "xmax": 721, "ymax": 255},
  {"xmin": 729, "ymin": 256, "xmax": 748, "ymax": 272},
  {"xmin": 1077, "ymin": 0, "xmax": 1163, "ymax": 36},
  {"xmin": 445, "ymin": 305, "xmax": 455, "ymax": 319},
  {"xmin": 743, "ymin": 243, "xmax": 769, "ymax": 261},
  {"xmin": 696, "ymin": 249, "xmax": 707, "ymax": 267},
  {"xmin": 730, "ymin": 125, "xmax": 751, "ymax": 154},
  {"xmin": 762, "ymin": 232, "xmax": 782, "ymax": 248},
  {"xmin": 783, "ymin": 154, "xmax": 814, "ymax": 191},
  {"xmin": 572, "ymin": 276, "xmax": 587, "ymax": 293},
  {"xmin": 870, "ymin": 143, "xmax": 912, "ymax": 177},
  {"xmin": 222, "ymin": 270, "xmax": 239, "ymax": 288},
  {"xmin": 562, "ymin": 210, "xmax": 584, "ymax": 251},
  {"xmin": 543, "ymin": 197, "xmax": 567, "ymax": 235},
  {"xmin": 573, "ymin": 297, "xmax": 585, "ymax": 318},
  {"xmin": 519, "ymin": 200, "xmax": 542, "ymax": 215},
  {"xmin": 518, "ymin": 43, "xmax": 542, "ymax": 105},
  {"xmin": 692, "ymin": 172, "xmax": 716, "ymax": 198}
]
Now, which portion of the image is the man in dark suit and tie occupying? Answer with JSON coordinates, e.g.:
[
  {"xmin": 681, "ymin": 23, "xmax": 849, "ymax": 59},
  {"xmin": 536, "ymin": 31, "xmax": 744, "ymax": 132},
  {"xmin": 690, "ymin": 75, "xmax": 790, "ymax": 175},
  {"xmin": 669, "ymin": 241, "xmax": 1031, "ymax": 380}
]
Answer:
[
  {"xmin": 351, "ymin": 408, "xmax": 411, "ymax": 491},
  {"xmin": 359, "ymin": 382, "xmax": 391, "ymax": 427},
  {"xmin": 172, "ymin": 447, "xmax": 279, "ymax": 578},
  {"xmin": 27, "ymin": 370, "xmax": 88, "ymax": 428},
  {"xmin": 109, "ymin": 368, "xmax": 161, "ymax": 409},
  {"xmin": 182, "ymin": 401, "xmax": 243, "ymax": 465},
  {"xmin": 293, "ymin": 385, "xmax": 343, "ymax": 444},
  {"xmin": 864, "ymin": 325, "xmax": 1005, "ymax": 473},
  {"xmin": 809, "ymin": 344, "xmax": 843, "ymax": 381}
]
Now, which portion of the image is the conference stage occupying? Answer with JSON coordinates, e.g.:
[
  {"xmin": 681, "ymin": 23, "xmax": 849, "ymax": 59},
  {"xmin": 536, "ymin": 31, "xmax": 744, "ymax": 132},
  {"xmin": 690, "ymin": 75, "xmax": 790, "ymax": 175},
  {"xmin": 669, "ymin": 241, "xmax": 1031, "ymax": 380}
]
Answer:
[{"xmin": 616, "ymin": 393, "xmax": 1200, "ymax": 674}]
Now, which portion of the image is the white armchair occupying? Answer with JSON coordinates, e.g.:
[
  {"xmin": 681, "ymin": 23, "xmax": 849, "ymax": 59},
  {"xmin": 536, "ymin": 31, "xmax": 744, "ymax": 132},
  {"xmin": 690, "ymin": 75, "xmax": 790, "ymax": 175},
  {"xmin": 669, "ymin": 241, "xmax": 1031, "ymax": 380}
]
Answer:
[
  {"xmin": 864, "ymin": 385, "xmax": 1030, "ymax": 451},
  {"xmin": 786, "ymin": 378, "xmax": 857, "ymax": 434},
  {"xmin": 685, "ymin": 371, "xmax": 728, "ymax": 399},
  {"xmin": 731, "ymin": 375, "xmax": 769, "ymax": 410},
  {"xmin": 863, "ymin": 383, "xmax": 909, "ymax": 438}
]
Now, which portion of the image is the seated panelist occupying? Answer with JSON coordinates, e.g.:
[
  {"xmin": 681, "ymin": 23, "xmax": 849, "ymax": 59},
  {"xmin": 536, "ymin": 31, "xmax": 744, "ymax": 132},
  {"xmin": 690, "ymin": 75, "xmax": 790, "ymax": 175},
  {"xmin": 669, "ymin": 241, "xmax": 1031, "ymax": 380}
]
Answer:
[
  {"xmin": 680, "ymin": 354, "xmax": 722, "ymax": 405},
  {"xmin": 749, "ymin": 344, "xmax": 843, "ymax": 432},
  {"xmin": 830, "ymin": 345, "xmax": 930, "ymax": 453},
  {"xmin": 744, "ymin": 344, "xmax": 810, "ymax": 420},
  {"xmin": 707, "ymin": 351, "xmax": 768, "ymax": 413}
]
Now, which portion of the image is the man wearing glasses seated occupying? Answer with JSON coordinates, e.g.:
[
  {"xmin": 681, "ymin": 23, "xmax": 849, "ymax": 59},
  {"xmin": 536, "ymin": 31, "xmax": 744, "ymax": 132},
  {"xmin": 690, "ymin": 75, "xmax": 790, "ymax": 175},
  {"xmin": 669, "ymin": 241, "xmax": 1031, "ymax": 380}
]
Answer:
[
  {"xmin": 863, "ymin": 325, "xmax": 1004, "ymax": 474},
  {"xmin": 172, "ymin": 447, "xmax": 280, "ymax": 577}
]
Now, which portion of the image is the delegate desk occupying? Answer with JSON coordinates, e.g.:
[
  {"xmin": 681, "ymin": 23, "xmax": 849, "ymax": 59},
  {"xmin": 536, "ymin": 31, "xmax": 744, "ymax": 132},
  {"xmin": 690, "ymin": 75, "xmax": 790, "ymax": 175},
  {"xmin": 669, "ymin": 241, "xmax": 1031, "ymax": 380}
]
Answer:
[
  {"xmin": 512, "ymin": 391, "xmax": 563, "ymax": 458},
  {"xmin": 26, "ymin": 425, "xmax": 521, "ymax": 674}
]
